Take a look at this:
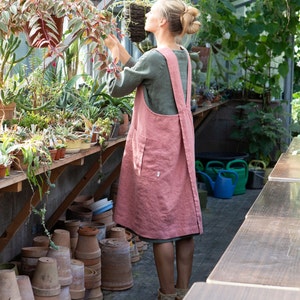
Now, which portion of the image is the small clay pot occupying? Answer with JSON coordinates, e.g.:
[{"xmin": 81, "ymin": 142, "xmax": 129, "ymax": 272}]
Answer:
[
  {"xmin": 47, "ymin": 246, "xmax": 73, "ymax": 286},
  {"xmin": 31, "ymin": 257, "xmax": 61, "ymax": 297},
  {"xmin": 51, "ymin": 229, "xmax": 71, "ymax": 250},
  {"xmin": 0, "ymin": 269, "xmax": 21, "ymax": 300},
  {"xmin": 33, "ymin": 236, "xmax": 50, "ymax": 247},
  {"xmin": 75, "ymin": 226, "xmax": 101, "ymax": 260},
  {"xmin": 70, "ymin": 259, "xmax": 85, "ymax": 300}
]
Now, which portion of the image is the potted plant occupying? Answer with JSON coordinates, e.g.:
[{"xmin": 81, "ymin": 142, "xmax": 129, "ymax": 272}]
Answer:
[
  {"xmin": 0, "ymin": 34, "xmax": 32, "ymax": 121},
  {"xmin": 0, "ymin": 136, "xmax": 14, "ymax": 177},
  {"xmin": 8, "ymin": 131, "xmax": 53, "ymax": 195},
  {"xmin": 230, "ymin": 101, "xmax": 290, "ymax": 166}
]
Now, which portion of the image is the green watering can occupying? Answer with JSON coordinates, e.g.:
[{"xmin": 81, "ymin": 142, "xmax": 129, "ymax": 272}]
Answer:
[{"xmin": 226, "ymin": 159, "xmax": 248, "ymax": 195}]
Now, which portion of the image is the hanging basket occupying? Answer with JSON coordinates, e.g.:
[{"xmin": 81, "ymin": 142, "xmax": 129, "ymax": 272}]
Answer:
[{"xmin": 123, "ymin": 3, "xmax": 151, "ymax": 43}]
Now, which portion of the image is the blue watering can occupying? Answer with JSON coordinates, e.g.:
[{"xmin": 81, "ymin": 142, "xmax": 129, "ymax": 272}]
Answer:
[{"xmin": 197, "ymin": 170, "xmax": 239, "ymax": 199}]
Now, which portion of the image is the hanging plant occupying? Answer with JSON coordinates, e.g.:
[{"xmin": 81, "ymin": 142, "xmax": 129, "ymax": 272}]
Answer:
[{"xmin": 123, "ymin": 1, "xmax": 151, "ymax": 43}]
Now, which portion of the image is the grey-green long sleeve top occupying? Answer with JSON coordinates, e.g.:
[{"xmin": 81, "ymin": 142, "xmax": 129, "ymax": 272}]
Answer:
[{"xmin": 106, "ymin": 48, "xmax": 189, "ymax": 115}]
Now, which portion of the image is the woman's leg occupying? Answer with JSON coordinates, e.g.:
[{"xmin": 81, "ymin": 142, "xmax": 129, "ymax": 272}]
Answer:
[
  {"xmin": 175, "ymin": 237, "xmax": 194, "ymax": 289},
  {"xmin": 153, "ymin": 242, "xmax": 176, "ymax": 295}
]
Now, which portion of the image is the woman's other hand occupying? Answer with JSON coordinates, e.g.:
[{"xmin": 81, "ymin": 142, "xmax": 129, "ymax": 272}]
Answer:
[{"xmin": 105, "ymin": 34, "xmax": 120, "ymax": 63}]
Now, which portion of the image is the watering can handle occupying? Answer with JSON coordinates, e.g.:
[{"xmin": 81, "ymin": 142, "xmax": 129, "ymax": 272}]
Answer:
[
  {"xmin": 206, "ymin": 161, "xmax": 225, "ymax": 168},
  {"xmin": 226, "ymin": 159, "xmax": 248, "ymax": 169},
  {"xmin": 219, "ymin": 170, "xmax": 239, "ymax": 186},
  {"xmin": 249, "ymin": 160, "xmax": 266, "ymax": 169},
  {"xmin": 195, "ymin": 160, "xmax": 204, "ymax": 172},
  {"xmin": 226, "ymin": 159, "xmax": 248, "ymax": 180}
]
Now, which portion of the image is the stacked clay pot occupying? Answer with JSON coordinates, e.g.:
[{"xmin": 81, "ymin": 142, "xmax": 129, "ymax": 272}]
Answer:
[
  {"xmin": 64, "ymin": 220, "xmax": 81, "ymax": 258},
  {"xmin": 47, "ymin": 246, "xmax": 72, "ymax": 300},
  {"xmin": 31, "ymin": 257, "xmax": 61, "ymax": 300},
  {"xmin": 69, "ymin": 259, "xmax": 85, "ymax": 300},
  {"xmin": 0, "ymin": 269, "xmax": 22, "ymax": 300},
  {"xmin": 100, "ymin": 238, "xmax": 133, "ymax": 291},
  {"xmin": 74, "ymin": 226, "xmax": 102, "ymax": 297},
  {"xmin": 21, "ymin": 246, "xmax": 49, "ymax": 278}
]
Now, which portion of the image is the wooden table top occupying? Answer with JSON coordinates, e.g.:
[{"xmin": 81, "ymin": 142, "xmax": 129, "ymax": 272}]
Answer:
[
  {"xmin": 246, "ymin": 181, "xmax": 300, "ymax": 219},
  {"xmin": 286, "ymin": 137, "xmax": 300, "ymax": 154},
  {"xmin": 207, "ymin": 217, "xmax": 300, "ymax": 288},
  {"xmin": 269, "ymin": 152, "xmax": 300, "ymax": 182},
  {"xmin": 185, "ymin": 282, "xmax": 300, "ymax": 300}
]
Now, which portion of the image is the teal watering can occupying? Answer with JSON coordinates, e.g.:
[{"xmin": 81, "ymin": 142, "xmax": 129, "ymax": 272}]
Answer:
[{"xmin": 197, "ymin": 170, "xmax": 238, "ymax": 199}]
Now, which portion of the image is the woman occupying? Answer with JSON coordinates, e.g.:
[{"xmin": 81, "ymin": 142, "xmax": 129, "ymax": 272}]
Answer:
[{"xmin": 105, "ymin": 1, "xmax": 203, "ymax": 299}]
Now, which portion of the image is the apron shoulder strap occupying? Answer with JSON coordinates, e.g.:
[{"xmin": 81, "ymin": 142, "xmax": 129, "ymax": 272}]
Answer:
[{"xmin": 155, "ymin": 47, "xmax": 192, "ymax": 111}]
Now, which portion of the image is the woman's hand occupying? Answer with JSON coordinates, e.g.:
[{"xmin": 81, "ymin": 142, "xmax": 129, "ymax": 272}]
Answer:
[
  {"xmin": 105, "ymin": 34, "xmax": 131, "ymax": 65},
  {"xmin": 105, "ymin": 34, "xmax": 120, "ymax": 63}
]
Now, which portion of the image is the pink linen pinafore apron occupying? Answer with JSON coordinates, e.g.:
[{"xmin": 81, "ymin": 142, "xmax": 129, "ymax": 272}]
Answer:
[{"xmin": 114, "ymin": 47, "xmax": 203, "ymax": 240}]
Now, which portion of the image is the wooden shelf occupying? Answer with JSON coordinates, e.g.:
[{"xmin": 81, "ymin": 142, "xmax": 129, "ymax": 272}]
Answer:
[
  {"xmin": 193, "ymin": 101, "xmax": 228, "ymax": 130},
  {"xmin": 0, "ymin": 137, "xmax": 126, "ymax": 253}
]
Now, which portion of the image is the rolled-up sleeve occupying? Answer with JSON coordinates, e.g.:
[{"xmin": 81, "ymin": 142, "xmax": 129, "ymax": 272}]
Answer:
[{"xmin": 106, "ymin": 50, "xmax": 162, "ymax": 98}]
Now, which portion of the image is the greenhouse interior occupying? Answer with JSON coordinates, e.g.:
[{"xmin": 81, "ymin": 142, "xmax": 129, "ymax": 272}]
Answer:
[{"xmin": 1, "ymin": 0, "xmax": 300, "ymax": 299}]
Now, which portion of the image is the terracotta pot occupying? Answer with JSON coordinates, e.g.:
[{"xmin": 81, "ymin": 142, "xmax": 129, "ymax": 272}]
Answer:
[
  {"xmin": 64, "ymin": 220, "xmax": 80, "ymax": 258},
  {"xmin": 0, "ymin": 164, "xmax": 7, "ymax": 178},
  {"xmin": 64, "ymin": 220, "xmax": 80, "ymax": 238},
  {"xmin": 21, "ymin": 247, "xmax": 49, "ymax": 278},
  {"xmin": 60, "ymin": 147, "xmax": 66, "ymax": 159},
  {"xmin": 55, "ymin": 148, "xmax": 62, "ymax": 160},
  {"xmin": 76, "ymin": 256, "xmax": 101, "ymax": 267},
  {"xmin": 85, "ymin": 286, "xmax": 103, "ymax": 300},
  {"xmin": 49, "ymin": 148, "xmax": 58, "ymax": 161},
  {"xmin": 33, "ymin": 235, "xmax": 50, "ymax": 247},
  {"xmin": 92, "ymin": 209, "xmax": 113, "ymax": 226},
  {"xmin": 66, "ymin": 205, "xmax": 93, "ymax": 222},
  {"xmin": 91, "ymin": 132, "xmax": 99, "ymax": 143},
  {"xmin": 47, "ymin": 246, "xmax": 73, "ymax": 286},
  {"xmin": 0, "ymin": 269, "xmax": 21, "ymax": 300},
  {"xmin": 70, "ymin": 259, "xmax": 85, "ymax": 300},
  {"xmin": 84, "ymin": 267, "xmax": 101, "ymax": 289},
  {"xmin": 87, "ymin": 260, "xmax": 102, "ymax": 287},
  {"xmin": 31, "ymin": 257, "xmax": 61, "ymax": 297},
  {"xmin": 130, "ymin": 242, "xmax": 140, "ymax": 263},
  {"xmin": 109, "ymin": 226, "xmax": 126, "ymax": 241},
  {"xmin": 73, "ymin": 195, "xmax": 94, "ymax": 207},
  {"xmin": 75, "ymin": 226, "xmax": 101, "ymax": 260},
  {"xmin": 17, "ymin": 275, "xmax": 35, "ymax": 300},
  {"xmin": 100, "ymin": 238, "xmax": 133, "ymax": 291},
  {"xmin": 51, "ymin": 229, "xmax": 71, "ymax": 250}
]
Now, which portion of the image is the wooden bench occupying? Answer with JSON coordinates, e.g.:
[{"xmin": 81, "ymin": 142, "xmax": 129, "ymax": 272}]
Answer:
[
  {"xmin": 184, "ymin": 282, "xmax": 300, "ymax": 300},
  {"xmin": 207, "ymin": 216, "xmax": 300, "ymax": 288},
  {"xmin": 186, "ymin": 137, "xmax": 300, "ymax": 298},
  {"xmin": 246, "ymin": 181, "xmax": 300, "ymax": 219}
]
